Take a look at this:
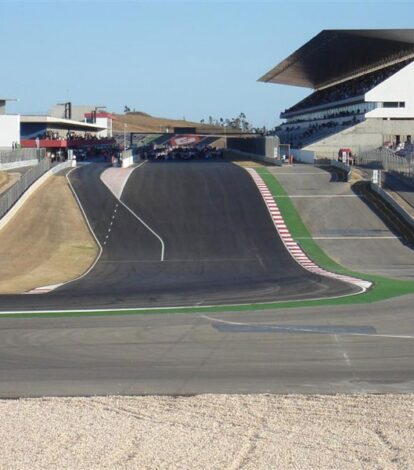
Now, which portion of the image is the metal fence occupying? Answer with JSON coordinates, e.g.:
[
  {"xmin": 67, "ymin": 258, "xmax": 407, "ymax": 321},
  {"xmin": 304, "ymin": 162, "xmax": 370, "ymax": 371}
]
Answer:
[
  {"xmin": 0, "ymin": 148, "xmax": 46, "ymax": 164},
  {"xmin": 0, "ymin": 158, "xmax": 51, "ymax": 220},
  {"xmin": 358, "ymin": 147, "xmax": 414, "ymax": 177}
]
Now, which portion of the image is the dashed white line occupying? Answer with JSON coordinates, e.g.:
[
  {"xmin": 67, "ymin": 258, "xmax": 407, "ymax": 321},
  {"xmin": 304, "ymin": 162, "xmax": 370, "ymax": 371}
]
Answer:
[{"xmin": 100, "ymin": 162, "xmax": 165, "ymax": 261}]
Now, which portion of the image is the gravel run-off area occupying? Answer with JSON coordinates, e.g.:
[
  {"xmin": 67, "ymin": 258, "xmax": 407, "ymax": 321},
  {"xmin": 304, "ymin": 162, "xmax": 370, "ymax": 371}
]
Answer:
[{"xmin": 1, "ymin": 394, "xmax": 413, "ymax": 469}]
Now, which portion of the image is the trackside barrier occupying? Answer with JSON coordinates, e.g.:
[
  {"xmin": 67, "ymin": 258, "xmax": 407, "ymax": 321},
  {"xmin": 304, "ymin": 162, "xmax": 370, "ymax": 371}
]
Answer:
[
  {"xmin": 331, "ymin": 159, "xmax": 352, "ymax": 180},
  {"xmin": 0, "ymin": 159, "xmax": 39, "ymax": 170},
  {"xmin": 122, "ymin": 156, "xmax": 134, "ymax": 168},
  {"xmin": 225, "ymin": 149, "xmax": 282, "ymax": 166},
  {"xmin": 370, "ymin": 182, "xmax": 414, "ymax": 230},
  {"xmin": 0, "ymin": 148, "xmax": 46, "ymax": 170},
  {"xmin": 0, "ymin": 160, "xmax": 72, "ymax": 231},
  {"xmin": 291, "ymin": 149, "xmax": 315, "ymax": 164},
  {"xmin": 121, "ymin": 149, "xmax": 140, "ymax": 168}
]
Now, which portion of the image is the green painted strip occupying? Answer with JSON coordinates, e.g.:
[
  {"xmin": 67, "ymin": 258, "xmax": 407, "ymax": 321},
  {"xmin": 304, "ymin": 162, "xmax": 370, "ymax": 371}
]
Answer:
[
  {"xmin": 255, "ymin": 166, "xmax": 414, "ymax": 302},
  {"xmin": 4, "ymin": 165, "xmax": 414, "ymax": 318}
]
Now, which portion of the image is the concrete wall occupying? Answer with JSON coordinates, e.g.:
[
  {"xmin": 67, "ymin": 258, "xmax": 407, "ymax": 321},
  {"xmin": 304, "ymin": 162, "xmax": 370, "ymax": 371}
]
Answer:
[
  {"xmin": 305, "ymin": 118, "xmax": 414, "ymax": 159},
  {"xmin": 371, "ymin": 182, "xmax": 414, "ymax": 229},
  {"xmin": 366, "ymin": 61, "xmax": 414, "ymax": 119},
  {"xmin": 224, "ymin": 149, "xmax": 282, "ymax": 166},
  {"xmin": 226, "ymin": 136, "xmax": 278, "ymax": 159},
  {"xmin": 0, "ymin": 159, "xmax": 38, "ymax": 170},
  {"xmin": 96, "ymin": 117, "xmax": 111, "ymax": 138},
  {"xmin": 50, "ymin": 104, "xmax": 97, "ymax": 121},
  {"xmin": 291, "ymin": 149, "xmax": 314, "ymax": 164},
  {"xmin": 0, "ymin": 161, "xmax": 72, "ymax": 231},
  {"xmin": 0, "ymin": 115, "xmax": 20, "ymax": 148}
]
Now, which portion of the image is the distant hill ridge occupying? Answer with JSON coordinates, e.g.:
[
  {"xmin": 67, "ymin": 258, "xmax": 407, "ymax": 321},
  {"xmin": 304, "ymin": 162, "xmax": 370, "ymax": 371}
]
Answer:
[
  {"xmin": 112, "ymin": 112, "xmax": 225, "ymax": 134},
  {"xmin": 125, "ymin": 111, "xmax": 151, "ymax": 117}
]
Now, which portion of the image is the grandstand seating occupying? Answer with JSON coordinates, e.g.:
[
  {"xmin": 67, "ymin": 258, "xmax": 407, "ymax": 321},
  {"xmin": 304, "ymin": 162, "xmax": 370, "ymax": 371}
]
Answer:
[
  {"xmin": 282, "ymin": 59, "xmax": 411, "ymax": 117},
  {"xmin": 260, "ymin": 30, "xmax": 414, "ymax": 155},
  {"xmin": 275, "ymin": 114, "xmax": 364, "ymax": 148}
]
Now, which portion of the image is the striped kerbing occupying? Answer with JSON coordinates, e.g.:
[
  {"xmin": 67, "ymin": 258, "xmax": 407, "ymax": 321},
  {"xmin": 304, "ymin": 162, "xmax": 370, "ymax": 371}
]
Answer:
[{"xmin": 245, "ymin": 167, "xmax": 371, "ymax": 291}]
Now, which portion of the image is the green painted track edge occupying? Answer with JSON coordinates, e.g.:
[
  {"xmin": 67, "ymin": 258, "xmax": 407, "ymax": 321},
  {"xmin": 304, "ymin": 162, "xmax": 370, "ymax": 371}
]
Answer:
[{"xmin": 4, "ymin": 165, "xmax": 414, "ymax": 318}]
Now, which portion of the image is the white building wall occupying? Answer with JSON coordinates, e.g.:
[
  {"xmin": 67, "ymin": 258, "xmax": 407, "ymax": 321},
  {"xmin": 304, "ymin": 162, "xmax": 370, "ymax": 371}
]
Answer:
[
  {"xmin": 365, "ymin": 61, "xmax": 414, "ymax": 118},
  {"xmin": 50, "ymin": 104, "xmax": 101, "ymax": 122},
  {"xmin": 0, "ymin": 115, "xmax": 20, "ymax": 148},
  {"xmin": 96, "ymin": 117, "xmax": 110, "ymax": 137}
]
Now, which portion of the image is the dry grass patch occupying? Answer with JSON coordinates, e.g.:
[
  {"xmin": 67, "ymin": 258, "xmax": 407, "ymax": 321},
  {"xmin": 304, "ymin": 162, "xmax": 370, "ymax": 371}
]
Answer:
[{"xmin": 0, "ymin": 174, "xmax": 98, "ymax": 293}]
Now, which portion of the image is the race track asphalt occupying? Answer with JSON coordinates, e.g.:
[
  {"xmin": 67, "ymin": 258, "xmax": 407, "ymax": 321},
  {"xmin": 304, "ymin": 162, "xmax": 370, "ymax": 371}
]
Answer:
[
  {"xmin": 0, "ymin": 161, "xmax": 358, "ymax": 312},
  {"xmin": 0, "ymin": 161, "xmax": 413, "ymax": 397},
  {"xmin": 1, "ymin": 294, "xmax": 414, "ymax": 397}
]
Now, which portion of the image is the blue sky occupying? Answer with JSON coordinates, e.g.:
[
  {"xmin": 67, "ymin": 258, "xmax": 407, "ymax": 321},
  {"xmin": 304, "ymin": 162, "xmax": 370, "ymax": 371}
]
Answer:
[{"xmin": 1, "ymin": 1, "xmax": 414, "ymax": 127}]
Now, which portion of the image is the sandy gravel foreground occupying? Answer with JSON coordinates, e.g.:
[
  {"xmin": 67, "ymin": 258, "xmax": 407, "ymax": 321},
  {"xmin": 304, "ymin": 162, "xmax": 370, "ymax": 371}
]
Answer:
[{"xmin": 0, "ymin": 394, "xmax": 413, "ymax": 469}]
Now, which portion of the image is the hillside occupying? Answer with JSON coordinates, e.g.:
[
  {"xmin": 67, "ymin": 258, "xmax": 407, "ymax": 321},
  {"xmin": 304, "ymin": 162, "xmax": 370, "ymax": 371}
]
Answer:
[{"xmin": 112, "ymin": 112, "xmax": 227, "ymax": 134}]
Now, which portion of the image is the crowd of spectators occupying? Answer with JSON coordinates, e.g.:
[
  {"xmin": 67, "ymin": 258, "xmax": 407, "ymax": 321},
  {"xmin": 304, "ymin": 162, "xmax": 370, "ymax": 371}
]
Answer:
[
  {"xmin": 277, "ymin": 115, "xmax": 362, "ymax": 148},
  {"xmin": 140, "ymin": 145, "xmax": 223, "ymax": 161},
  {"xmin": 277, "ymin": 108, "xmax": 363, "ymax": 129},
  {"xmin": 36, "ymin": 130, "xmax": 63, "ymax": 140},
  {"xmin": 33, "ymin": 130, "xmax": 112, "ymax": 141},
  {"xmin": 283, "ymin": 58, "xmax": 412, "ymax": 116}
]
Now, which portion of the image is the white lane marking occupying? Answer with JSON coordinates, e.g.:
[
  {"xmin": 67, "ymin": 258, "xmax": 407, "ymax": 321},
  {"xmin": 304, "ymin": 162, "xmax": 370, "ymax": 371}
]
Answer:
[
  {"xmin": 267, "ymin": 172, "xmax": 328, "ymax": 175},
  {"xmin": 24, "ymin": 283, "xmax": 63, "ymax": 295},
  {"xmin": 275, "ymin": 194, "xmax": 362, "ymax": 198},
  {"xmin": 26, "ymin": 167, "xmax": 104, "ymax": 294},
  {"xmin": 201, "ymin": 315, "xmax": 414, "ymax": 339},
  {"xmin": 65, "ymin": 166, "xmax": 103, "ymax": 273},
  {"xmin": 101, "ymin": 162, "xmax": 165, "ymax": 261},
  {"xmin": 245, "ymin": 168, "xmax": 371, "ymax": 292},
  {"xmin": 298, "ymin": 236, "xmax": 401, "ymax": 240},
  {"xmin": 119, "ymin": 161, "xmax": 146, "ymax": 199}
]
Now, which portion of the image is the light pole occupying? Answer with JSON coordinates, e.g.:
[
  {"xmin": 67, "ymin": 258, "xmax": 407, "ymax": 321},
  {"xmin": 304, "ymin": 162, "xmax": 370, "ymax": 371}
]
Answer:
[{"xmin": 123, "ymin": 123, "xmax": 127, "ymax": 150}]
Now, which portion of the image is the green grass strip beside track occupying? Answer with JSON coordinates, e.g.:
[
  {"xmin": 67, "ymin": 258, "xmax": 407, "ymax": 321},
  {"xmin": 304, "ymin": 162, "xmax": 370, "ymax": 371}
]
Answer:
[
  {"xmin": 4, "ymin": 166, "xmax": 414, "ymax": 318},
  {"xmin": 255, "ymin": 167, "xmax": 414, "ymax": 304}
]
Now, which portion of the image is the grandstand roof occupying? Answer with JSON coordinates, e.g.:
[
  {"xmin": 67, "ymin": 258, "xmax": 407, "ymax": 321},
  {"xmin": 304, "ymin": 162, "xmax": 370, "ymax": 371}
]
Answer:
[
  {"xmin": 259, "ymin": 29, "xmax": 414, "ymax": 89},
  {"xmin": 20, "ymin": 115, "xmax": 106, "ymax": 130}
]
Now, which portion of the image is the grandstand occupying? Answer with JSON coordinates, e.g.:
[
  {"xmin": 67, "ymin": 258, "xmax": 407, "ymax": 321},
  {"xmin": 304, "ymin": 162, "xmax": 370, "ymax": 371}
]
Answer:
[{"xmin": 260, "ymin": 30, "xmax": 414, "ymax": 158}]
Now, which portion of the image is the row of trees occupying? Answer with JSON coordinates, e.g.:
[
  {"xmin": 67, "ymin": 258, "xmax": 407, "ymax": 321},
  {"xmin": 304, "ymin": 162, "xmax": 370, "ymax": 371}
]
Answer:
[{"xmin": 200, "ymin": 113, "xmax": 267, "ymax": 134}]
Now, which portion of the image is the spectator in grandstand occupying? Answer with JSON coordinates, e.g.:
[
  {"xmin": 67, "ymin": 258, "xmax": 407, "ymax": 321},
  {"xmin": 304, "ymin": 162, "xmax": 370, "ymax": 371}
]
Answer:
[{"xmin": 284, "ymin": 59, "xmax": 411, "ymax": 115}]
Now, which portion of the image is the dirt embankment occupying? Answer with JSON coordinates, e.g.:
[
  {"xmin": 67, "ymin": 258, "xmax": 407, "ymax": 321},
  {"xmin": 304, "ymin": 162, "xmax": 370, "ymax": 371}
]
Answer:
[
  {"xmin": 0, "ymin": 173, "xmax": 98, "ymax": 293},
  {"xmin": 0, "ymin": 394, "xmax": 412, "ymax": 469}
]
